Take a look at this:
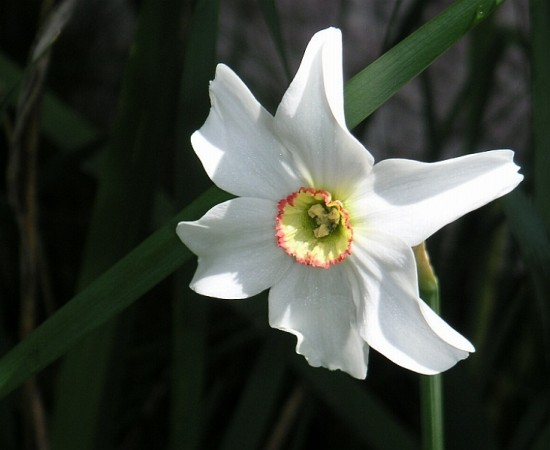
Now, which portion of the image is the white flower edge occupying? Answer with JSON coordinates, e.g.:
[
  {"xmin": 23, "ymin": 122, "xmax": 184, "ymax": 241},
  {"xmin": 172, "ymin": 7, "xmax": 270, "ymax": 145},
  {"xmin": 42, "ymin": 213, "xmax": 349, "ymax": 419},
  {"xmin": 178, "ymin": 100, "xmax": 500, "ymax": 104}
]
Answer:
[
  {"xmin": 269, "ymin": 261, "xmax": 370, "ymax": 379},
  {"xmin": 352, "ymin": 150, "xmax": 523, "ymax": 247},
  {"xmin": 273, "ymin": 27, "xmax": 374, "ymax": 197},
  {"xmin": 350, "ymin": 231, "xmax": 473, "ymax": 375},
  {"xmin": 190, "ymin": 65, "xmax": 303, "ymax": 201},
  {"xmin": 176, "ymin": 197, "xmax": 291, "ymax": 299}
]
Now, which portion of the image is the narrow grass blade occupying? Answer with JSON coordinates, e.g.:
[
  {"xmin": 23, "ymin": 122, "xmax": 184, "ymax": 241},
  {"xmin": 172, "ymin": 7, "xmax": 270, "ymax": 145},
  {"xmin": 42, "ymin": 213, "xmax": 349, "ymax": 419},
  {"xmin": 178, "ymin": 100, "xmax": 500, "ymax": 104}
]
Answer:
[
  {"xmin": 51, "ymin": 2, "xmax": 187, "ymax": 446},
  {"xmin": 171, "ymin": 0, "xmax": 220, "ymax": 448},
  {"xmin": 257, "ymin": 0, "xmax": 291, "ymax": 81},
  {"xmin": 345, "ymin": 0, "xmax": 503, "ymax": 128},
  {"xmin": 0, "ymin": 187, "xmax": 230, "ymax": 399}
]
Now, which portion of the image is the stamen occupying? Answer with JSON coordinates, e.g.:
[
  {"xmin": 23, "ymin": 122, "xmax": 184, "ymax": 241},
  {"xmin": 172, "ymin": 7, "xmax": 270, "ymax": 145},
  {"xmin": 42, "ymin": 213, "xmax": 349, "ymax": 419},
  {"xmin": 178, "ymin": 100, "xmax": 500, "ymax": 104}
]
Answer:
[{"xmin": 308, "ymin": 204, "xmax": 341, "ymax": 238}]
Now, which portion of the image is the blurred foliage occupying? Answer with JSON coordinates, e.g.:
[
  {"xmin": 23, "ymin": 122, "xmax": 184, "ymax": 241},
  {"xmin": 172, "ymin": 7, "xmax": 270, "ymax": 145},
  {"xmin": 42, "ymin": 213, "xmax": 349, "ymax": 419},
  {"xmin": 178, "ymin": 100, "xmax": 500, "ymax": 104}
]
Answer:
[{"xmin": 0, "ymin": 0, "xmax": 547, "ymax": 449}]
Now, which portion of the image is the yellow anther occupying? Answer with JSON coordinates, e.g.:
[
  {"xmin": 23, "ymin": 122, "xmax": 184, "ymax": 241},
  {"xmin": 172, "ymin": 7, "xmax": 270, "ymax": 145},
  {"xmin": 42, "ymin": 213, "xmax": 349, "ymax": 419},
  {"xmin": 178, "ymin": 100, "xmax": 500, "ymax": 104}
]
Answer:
[
  {"xmin": 308, "ymin": 204, "xmax": 341, "ymax": 238},
  {"xmin": 314, "ymin": 224, "xmax": 330, "ymax": 238},
  {"xmin": 308, "ymin": 204, "xmax": 326, "ymax": 219},
  {"xmin": 326, "ymin": 208, "xmax": 340, "ymax": 224}
]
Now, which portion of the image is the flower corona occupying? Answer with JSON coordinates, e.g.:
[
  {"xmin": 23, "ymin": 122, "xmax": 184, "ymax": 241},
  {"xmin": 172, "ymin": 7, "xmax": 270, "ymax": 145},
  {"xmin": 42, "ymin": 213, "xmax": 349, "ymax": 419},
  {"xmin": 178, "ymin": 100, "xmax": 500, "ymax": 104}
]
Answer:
[{"xmin": 276, "ymin": 188, "xmax": 352, "ymax": 268}]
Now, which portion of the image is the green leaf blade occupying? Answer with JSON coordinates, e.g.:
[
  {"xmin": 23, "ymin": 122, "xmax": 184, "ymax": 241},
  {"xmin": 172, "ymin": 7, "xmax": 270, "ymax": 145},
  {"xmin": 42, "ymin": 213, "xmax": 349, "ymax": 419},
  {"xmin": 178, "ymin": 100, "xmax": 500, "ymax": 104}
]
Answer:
[{"xmin": 345, "ymin": 0, "xmax": 501, "ymax": 129}]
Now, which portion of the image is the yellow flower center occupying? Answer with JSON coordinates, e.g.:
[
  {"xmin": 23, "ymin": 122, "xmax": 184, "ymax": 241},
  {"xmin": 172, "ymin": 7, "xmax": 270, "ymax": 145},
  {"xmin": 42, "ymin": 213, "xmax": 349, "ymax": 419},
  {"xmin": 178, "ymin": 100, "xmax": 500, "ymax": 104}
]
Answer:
[{"xmin": 276, "ymin": 187, "xmax": 353, "ymax": 268}]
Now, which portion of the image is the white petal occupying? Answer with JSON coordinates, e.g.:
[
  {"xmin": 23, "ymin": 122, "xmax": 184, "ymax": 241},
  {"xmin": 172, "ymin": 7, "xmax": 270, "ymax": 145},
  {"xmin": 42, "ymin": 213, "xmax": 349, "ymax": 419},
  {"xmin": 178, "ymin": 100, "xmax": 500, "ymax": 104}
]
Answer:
[
  {"xmin": 349, "ymin": 231, "xmax": 473, "ymax": 374},
  {"xmin": 273, "ymin": 28, "xmax": 374, "ymax": 199},
  {"xmin": 354, "ymin": 150, "xmax": 523, "ymax": 246},
  {"xmin": 268, "ymin": 262, "xmax": 369, "ymax": 379},
  {"xmin": 191, "ymin": 64, "xmax": 304, "ymax": 200},
  {"xmin": 176, "ymin": 197, "xmax": 292, "ymax": 299}
]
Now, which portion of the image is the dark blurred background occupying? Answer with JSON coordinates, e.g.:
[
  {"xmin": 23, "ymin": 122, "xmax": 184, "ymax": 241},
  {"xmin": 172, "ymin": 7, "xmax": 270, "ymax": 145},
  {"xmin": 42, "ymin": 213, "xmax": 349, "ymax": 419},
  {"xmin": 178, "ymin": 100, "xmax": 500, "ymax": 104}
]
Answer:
[{"xmin": 1, "ymin": 1, "xmax": 545, "ymax": 450}]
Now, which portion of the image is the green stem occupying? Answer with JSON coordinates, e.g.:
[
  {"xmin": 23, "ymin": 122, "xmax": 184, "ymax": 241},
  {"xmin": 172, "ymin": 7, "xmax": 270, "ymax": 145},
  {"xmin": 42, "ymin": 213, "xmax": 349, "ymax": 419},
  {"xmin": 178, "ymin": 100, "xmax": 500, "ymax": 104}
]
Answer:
[
  {"xmin": 420, "ymin": 357, "xmax": 445, "ymax": 450},
  {"xmin": 415, "ymin": 243, "xmax": 445, "ymax": 450}
]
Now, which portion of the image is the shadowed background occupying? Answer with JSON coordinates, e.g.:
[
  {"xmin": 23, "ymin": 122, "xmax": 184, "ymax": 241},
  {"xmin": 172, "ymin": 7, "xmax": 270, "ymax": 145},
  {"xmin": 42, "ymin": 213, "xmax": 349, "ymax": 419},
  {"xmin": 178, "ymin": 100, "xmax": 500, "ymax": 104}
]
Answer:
[{"xmin": 0, "ymin": 1, "xmax": 546, "ymax": 449}]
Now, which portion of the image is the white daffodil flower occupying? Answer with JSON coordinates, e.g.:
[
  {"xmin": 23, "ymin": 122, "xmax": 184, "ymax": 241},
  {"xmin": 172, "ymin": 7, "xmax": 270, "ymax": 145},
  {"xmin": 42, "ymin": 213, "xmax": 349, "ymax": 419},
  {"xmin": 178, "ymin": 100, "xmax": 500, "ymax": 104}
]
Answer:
[{"xmin": 177, "ymin": 27, "xmax": 523, "ymax": 379}]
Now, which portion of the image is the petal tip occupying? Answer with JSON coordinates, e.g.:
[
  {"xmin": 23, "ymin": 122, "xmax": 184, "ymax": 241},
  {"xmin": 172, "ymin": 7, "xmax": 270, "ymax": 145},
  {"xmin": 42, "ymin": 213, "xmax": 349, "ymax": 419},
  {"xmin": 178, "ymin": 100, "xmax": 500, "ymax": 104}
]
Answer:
[
  {"xmin": 311, "ymin": 26, "xmax": 341, "ymax": 41},
  {"xmin": 175, "ymin": 221, "xmax": 191, "ymax": 243}
]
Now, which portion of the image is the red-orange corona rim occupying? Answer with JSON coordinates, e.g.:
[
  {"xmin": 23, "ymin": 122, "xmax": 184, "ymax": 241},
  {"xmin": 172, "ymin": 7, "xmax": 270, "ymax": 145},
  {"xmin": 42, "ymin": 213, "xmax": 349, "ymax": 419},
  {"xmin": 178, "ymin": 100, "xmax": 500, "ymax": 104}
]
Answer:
[{"xmin": 276, "ymin": 187, "xmax": 353, "ymax": 268}]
